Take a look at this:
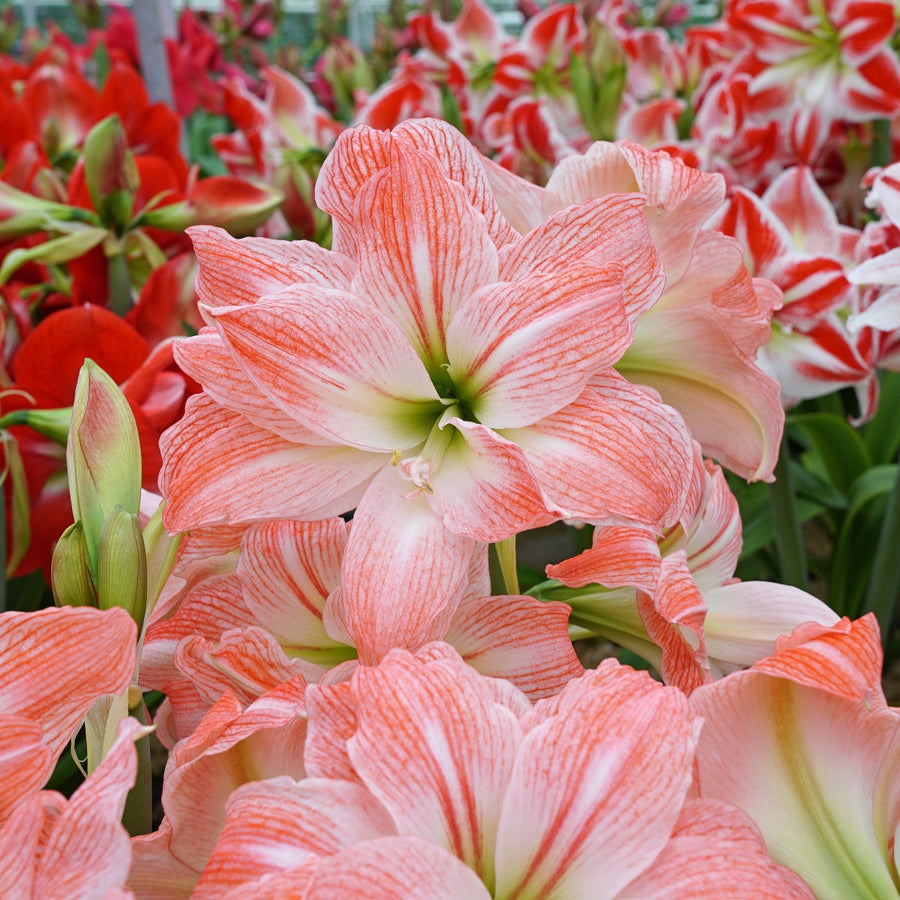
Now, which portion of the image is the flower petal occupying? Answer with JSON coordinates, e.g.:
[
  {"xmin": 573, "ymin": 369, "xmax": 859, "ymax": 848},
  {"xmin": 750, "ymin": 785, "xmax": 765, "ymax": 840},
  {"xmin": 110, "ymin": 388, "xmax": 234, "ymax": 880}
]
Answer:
[
  {"xmin": 498, "ymin": 194, "xmax": 664, "ymax": 322},
  {"xmin": 160, "ymin": 394, "xmax": 385, "ymax": 530},
  {"xmin": 338, "ymin": 467, "xmax": 477, "ymax": 664},
  {"xmin": 506, "ymin": 376, "xmax": 693, "ymax": 529},
  {"xmin": 348, "ymin": 649, "xmax": 523, "ymax": 885},
  {"xmin": 208, "ymin": 287, "xmax": 442, "ymax": 451},
  {"xmin": 446, "ymin": 264, "xmax": 630, "ymax": 427},
  {"xmin": 187, "ymin": 225, "xmax": 354, "ymax": 310},
  {"xmin": 446, "ymin": 593, "xmax": 583, "ymax": 699},
  {"xmin": 493, "ymin": 663, "xmax": 699, "ymax": 900},
  {"xmin": 194, "ymin": 777, "xmax": 396, "ymax": 897},
  {"xmin": 351, "ymin": 142, "xmax": 499, "ymax": 370}
]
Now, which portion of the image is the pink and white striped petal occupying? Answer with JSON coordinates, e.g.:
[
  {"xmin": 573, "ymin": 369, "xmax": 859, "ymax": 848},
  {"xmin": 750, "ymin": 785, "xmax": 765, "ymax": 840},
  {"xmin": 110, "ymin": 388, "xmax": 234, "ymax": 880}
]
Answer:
[
  {"xmin": 237, "ymin": 520, "xmax": 352, "ymax": 663},
  {"xmin": 351, "ymin": 144, "xmax": 499, "ymax": 370},
  {"xmin": 619, "ymin": 799, "xmax": 815, "ymax": 898},
  {"xmin": 27, "ymin": 719, "xmax": 149, "ymax": 900},
  {"xmin": 445, "ymin": 593, "xmax": 583, "ymax": 699},
  {"xmin": 445, "ymin": 264, "xmax": 630, "ymax": 427},
  {"xmin": 338, "ymin": 468, "xmax": 477, "ymax": 664},
  {"xmin": 160, "ymin": 395, "xmax": 386, "ymax": 531},
  {"xmin": 492, "ymin": 664, "xmax": 700, "ymax": 900},
  {"xmin": 428, "ymin": 419, "xmax": 558, "ymax": 542},
  {"xmin": 0, "ymin": 606, "xmax": 136, "ymax": 766},
  {"xmin": 207, "ymin": 287, "xmax": 442, "ymax": 451},
  {"xmin": 348, "ymin": 649, "xmax": 523, "ymax": 886},
  {"xmin": 173, "ymin": 331, "xmax": 329, "ymax": 444},
  {"xmin": 294, "ymin": 837, "xmax": 492, "ymax": 900},
  {"xmin": 498, "ymin": 194, "xmax": 664, "ymax": 322},
  {"xmin": 194, "ymin": 777, "xmax": 396, "ymax": 897},
  {"xmin": 621, "ymin": 307, "xmax": 784, "ymax": 481},
  {"xmin": 506, "ymin": 376, "xmax": 693, "ymax": 529},
  {"xmin": 691, "ymin": 645, "xmax": 900, "ymax": 898},
  {"xmin": 187, "ymin": 225, "xmax": 354, "ymax": 310}
]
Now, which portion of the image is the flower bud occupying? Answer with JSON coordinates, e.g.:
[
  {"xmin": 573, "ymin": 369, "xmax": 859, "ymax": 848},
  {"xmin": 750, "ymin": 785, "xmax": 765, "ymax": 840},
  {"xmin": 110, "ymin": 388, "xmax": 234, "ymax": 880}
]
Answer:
[
  {"xmin": 96, "ymin": 507, "xmax": 148, "ymax": 628},
  {"xmin": 51, "ymin": 521, "xmax": 98, "ymax": 608},
  {"xmin": 67, "ymin": 360, "xmax": 142, "ymax": 574},
  {"xmin": 141, "ymin": 177, "xmax": 283, "ymax": 237}
]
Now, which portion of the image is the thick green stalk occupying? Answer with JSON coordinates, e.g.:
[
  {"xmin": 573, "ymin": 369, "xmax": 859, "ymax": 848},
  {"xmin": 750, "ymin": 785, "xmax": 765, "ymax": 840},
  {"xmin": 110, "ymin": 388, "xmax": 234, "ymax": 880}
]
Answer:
[
  {"xmin": 769, "ymin": 435, "xmax": 809, "ymax": 591},
  {"xmin": 121, "ymin": 697, "xmax": 153, "ymax": 837},
  {"xmin": 862, "ymin": 460, "xmax": 900, "ymax": 647}
]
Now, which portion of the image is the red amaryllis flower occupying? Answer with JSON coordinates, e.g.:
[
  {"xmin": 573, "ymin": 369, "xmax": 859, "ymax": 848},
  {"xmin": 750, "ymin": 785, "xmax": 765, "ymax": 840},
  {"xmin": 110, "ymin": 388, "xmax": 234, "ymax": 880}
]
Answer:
[{"xmin": 1, "ymin": 305, "xmax": 190, "ymax": 576}]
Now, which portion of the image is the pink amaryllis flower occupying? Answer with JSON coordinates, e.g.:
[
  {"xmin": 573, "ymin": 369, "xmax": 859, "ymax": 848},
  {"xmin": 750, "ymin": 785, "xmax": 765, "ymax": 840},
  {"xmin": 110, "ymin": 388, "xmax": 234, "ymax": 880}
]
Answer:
[
  {"xmin": 0, "ymin": 717, "xmax": 150, "ymax": 899},
  {"xmin": 160, "ymin": 119, "xmax": 694, "ymax": 662},
  {"xmin": 543, "ymin": 443, "xmax": 838, "ymax": 693},
  {"xmin": 484, "ymin": 138, "xmax": 785, "ymax": 480},
  {"xmin": 0, "ymin": 605, "xmax": 137, "ymax": 823},
  {"xmin": 140, "ymin": 517, "xmax": 582, "ymax": 744},
  {"xmin": 691, "ymin": 614, "xmax": 900, "ymax": 899},
  {"xmin": 190, "ymin": 643, "xmax": 812, "ymax": 898}
]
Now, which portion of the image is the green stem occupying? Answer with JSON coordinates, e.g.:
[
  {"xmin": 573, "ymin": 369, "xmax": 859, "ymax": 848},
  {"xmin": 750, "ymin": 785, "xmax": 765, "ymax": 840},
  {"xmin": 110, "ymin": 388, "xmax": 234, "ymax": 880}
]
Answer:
[
  {"xmin": 492, "ymin": 536, "xmax": 519, "ymax": 595},
  {"xmin": 121, "ymin": 698, "xmax": 153, "ymax": 837},
  {"xmin": 769, "ymin": 434, "xmax": 809, "ymax": 591},
  {"xmin": 862, "ymin": 460, "xmax": 900, "ymax": 647},
  {"xmin": 107, "ymin": 251, "xmax": 132, "ymax": 317}
]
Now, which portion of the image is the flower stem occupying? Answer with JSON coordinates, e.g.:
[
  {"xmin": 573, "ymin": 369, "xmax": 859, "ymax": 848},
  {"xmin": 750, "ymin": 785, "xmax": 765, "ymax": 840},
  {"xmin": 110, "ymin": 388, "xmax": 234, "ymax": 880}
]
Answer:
[
  {"xmin": 122, "ymin": 696, "xmax": 153, "ymax": 837},
  {"xmin": 769, "ymin": 435, "xmax": 809, "ymax": 591},
  {"xmin": 862, "ymin": 459, "xmax": 900, "ymax": 647},
  {"xmin": 493, "ymin": 536, "xmax": 519, "ymax": 595}
]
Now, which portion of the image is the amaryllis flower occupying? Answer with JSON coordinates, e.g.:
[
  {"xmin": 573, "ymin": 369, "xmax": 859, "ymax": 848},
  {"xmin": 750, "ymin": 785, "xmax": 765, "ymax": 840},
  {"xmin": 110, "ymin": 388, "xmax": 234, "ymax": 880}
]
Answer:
[
  {"xmin": 0, "ymin": 716, "xmax": 150, "ymax": 899},
  {"xmin": 0, "ymin": 605, "xmax": 136, "ymax": 825},
  {"xmin": 190, "ymin": 643, "xmax": 812, "ymax": 898},
  {"xmin": 691, "ymin": 614, "xmax": 900, "ymax": 899},
  {"xmin": 542, "ymin": 443, "xmax": 838, "ymax": 693},
  {"xmin": 1, "ymin": 305, "xmax": 191, "ymax": 576},
  {"xmin": 161, "ymin": 119, "xmax": 694, "ymax": 663},
  {"xmin": 484, "ymin": 138, "xmax": 785, "ymax": 480},
  {"xmin": 140, "ymin": 517, "xmax": 582, "ymax": 743}
]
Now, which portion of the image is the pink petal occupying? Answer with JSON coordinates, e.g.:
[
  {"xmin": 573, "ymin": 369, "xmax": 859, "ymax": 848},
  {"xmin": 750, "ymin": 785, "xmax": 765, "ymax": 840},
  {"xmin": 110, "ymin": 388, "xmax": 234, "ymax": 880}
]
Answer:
[
  {"xmin": 481, "ymin": 153, "xmax": 547, "ymax": 234},
  {"xmin": 507, "ymin": 376, "xmax": 693, "ymax": 529},
  {"xmin": 34, "ymin": 718, "xmax": 150, "ymax": 900},
  {"xmin": 351, "ymin": 143, "xmax": 499, "ymax": 369},
  {"xmin": 194, "ymin": 777, "xmax": 396, "ymax": 897},
  {"xmin": 208, "ymin": 287, "xmax": 442, "ymax": 451},
  {"xmin": 621, "ymin": 307, "xmax": 784, "ymax": 481},
  {"xmin": 338, "ymin": 468, "xmax": 477, "ymax": 664},
  {"xmin": 428, "ymin": 419, "xmax": 558, "ymax": 542},
  {"xmin": 160, "ymin": 394, "xmax": 385, "ymax": 531},
  {"xmin": 619, "ymin": 798, "xmax": 814, "ymax": 898},
  {"xmin": 756, "ymin": 614, "xmax": 885, "ymax": 702},
  {"xmin": 303, "ymin": 681, "xmax": 360, "ymax": 784},
  {"xmin": 498, "ymin": 194, "xmax": 665, "ymax": 322},
  {"xmin": 237, "ymin": 520, "xmax": 353, "ymax": 664},
  {"xmin": 0, "ymin": 606, "xmax": 136, "ymax": 762},
  {"xmin": 348, "ymin": 649, "xmax": 523, "ymax": 884},
  {"xmin": 547, "ymin": 526, "xmax": 661, "ymax": 591},
  {"xmin": 446, "ymin": 593, "xmax": 583, "ymax": 699},
  {"xmin": 187, "ymin": 225, "xmax": 354, "ymax": 310},
  {"xmin": 173, "ymin": 331, "xmax": 329, "ymax": 444},
  {"xmin": 0, "ymin": 716, "xmax": 53, "ymax": 821},
  {"xmin": 300, "ymin": 836, "xmax": 492, "ymax": 899},
  {"xmin": 445, "ymin": 264, "xmax": 631, "ymax": 427},
  {"xmin": 691, "ymin": 659, "xmax": 900, "ymax": 898},
  {"xmin": 159, "ymin": 682, "xmax": 308, "ymax": 874},
  {"xmin": 635, "ymin": 551, "xmax": 712, "ymax": 695},
  {"xmin": 493, "ymin": 663, "xmax": 700, "ymax": 899}
]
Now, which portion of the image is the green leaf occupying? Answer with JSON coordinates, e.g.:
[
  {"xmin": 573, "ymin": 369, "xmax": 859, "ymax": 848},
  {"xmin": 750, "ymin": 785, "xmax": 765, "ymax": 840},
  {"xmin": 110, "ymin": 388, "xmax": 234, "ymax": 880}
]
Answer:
[
  {"xmin": 829, "ymin": 465, "xmax": 897, "ymax": 618},
  {"xmin": 788, "ymin": 414, "xmax": 872, "ymax": 495},
  {"xmin": 863, "ymin": 371, "xmax": 900, "ymax": 464}
]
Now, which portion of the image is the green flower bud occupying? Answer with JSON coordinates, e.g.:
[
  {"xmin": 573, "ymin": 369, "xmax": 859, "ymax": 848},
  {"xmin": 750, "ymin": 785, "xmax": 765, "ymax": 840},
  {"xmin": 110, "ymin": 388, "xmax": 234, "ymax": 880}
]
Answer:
[
  {"xmin": 96, "ymin": 507, "xmax": 147, "ymax": 629},
  {"xmin": 51, "ymin": 521, "xmax": 98, "ymax": 608}
]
